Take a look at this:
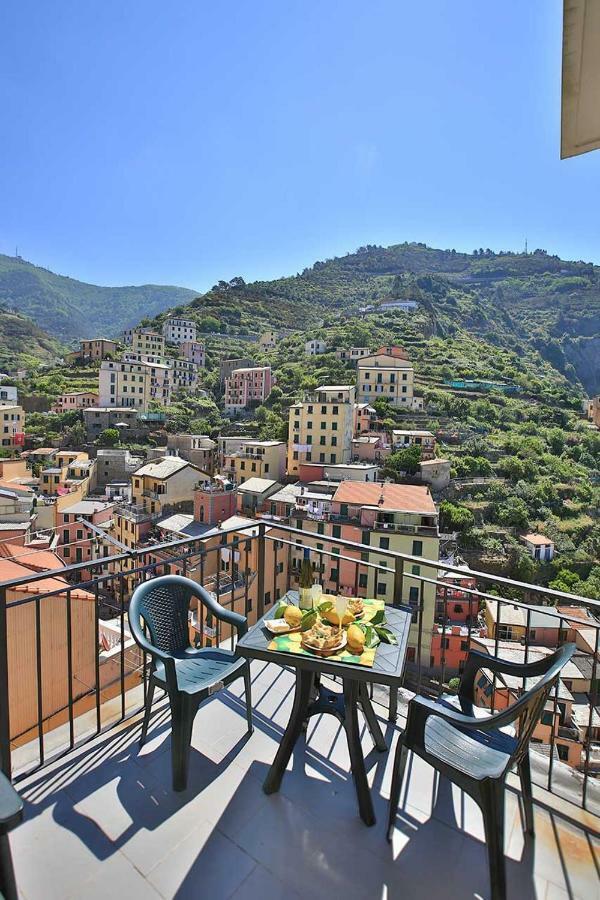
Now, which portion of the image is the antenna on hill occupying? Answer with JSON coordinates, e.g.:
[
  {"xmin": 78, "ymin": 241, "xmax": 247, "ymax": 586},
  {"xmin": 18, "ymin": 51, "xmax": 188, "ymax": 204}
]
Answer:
[{"xmin": 524, "ymin": 238, "xmax": 528, "ymax": 256}]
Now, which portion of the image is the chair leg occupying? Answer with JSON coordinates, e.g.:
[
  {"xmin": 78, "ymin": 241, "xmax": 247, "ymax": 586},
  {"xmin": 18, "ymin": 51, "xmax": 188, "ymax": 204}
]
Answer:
[
  {"xmin": 170, "ymin": 694, "xmax": 196, "ymax": 792},
  {"xmin": 243, "ymin": 665, "xmax": 253, "ymax": 734},
  {"xmin": 518, "ymin": 752, "xmax": 535, "ymax": 837},
  {"xmin": 387, "ymin": 735, "xmax": 409, "ymax": 841},
  {"xmin": 481, "ymin": 781, "xmax": 507, "ymax": 900},
  {"xmin": 139, "ymin": 678, "xmax": 156, "ymax": 747},
  {"xmin": 0, "ymin": 833, "xmax": 18, "ymax": 900}
]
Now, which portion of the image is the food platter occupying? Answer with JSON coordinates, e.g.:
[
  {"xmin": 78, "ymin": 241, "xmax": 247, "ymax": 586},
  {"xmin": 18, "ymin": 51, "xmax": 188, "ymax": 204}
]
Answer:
[
  {"xmin": 301, "ymin": 630, "xmax": 347, "ymax": 657},
  {"xmin": 264, "ymin": 619, "xmax": 302, "ymax": 635}
]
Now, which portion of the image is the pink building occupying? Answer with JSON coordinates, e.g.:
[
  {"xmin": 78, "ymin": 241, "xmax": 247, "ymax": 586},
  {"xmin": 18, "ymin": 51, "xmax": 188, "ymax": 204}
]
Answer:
[
  {"xmin": 435, "ymin": 566, "xmax": 478, "ymax": 623},
  {"xmin": 53, "ymin": 391, "xmax": 99, "ymax": 413},
  {"xmin": 351, "ymin": 434, "xmax": 390, "ymax": 462},
  {"xmin": 57, "ymin": 500, "xmax": 114, "ymax": 567},
  {"xmin": 180, "ymin": 341, "xmax": 206, "ymax": 367},
  {"xmin": 224, "ymin": 366, "xmax": 273, "ymax": 412},
  {"xmin": 194, "ymin": 481, "xmax": 237, "ymax": 525},
  {"xmin": 430, "ymin": 625, "xmax": 486, "ymax": 675}
]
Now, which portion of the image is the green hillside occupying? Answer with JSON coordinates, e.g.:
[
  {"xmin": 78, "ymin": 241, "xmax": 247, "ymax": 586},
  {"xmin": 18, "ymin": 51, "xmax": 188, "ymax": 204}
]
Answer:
[
  {"xmin": 144, "ymin": 242, "xmax": 600, "ymax": 395},
  {"xmin": 0, "ymin": 254, "xmax": 198, "ymax": 342},
  {"xmin": 0, "ymin": 308, "xmax": 63, "ymax": 373}
]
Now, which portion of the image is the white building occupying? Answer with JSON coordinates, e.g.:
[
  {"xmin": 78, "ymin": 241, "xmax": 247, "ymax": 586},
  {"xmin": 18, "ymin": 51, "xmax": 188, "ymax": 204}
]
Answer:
[
  {"xmin": 0, "ymin": 385, "xmax": 18, "ymax": 405},
  {"xmin": 521, "ymin": 533, "xmax": 555, "ymax": 562},
  {"xmin": 162, "ymin": 317, "xmax": 197, "ymax": 346},
  {"xmin": 305, "ymin": 339, "xmax": 327, "ymax": 356}
]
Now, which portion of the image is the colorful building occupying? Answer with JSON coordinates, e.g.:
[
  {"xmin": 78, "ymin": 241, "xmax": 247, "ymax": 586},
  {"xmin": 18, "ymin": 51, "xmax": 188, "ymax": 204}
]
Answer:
[
  {"xmin": 224, "ymin": 366, "xmax": 273, "ymax": 412},
  {"xmin": 356, "ymin": 346, "xmax": 416, "ymax": 409},
  {"xmin": 287, "ymin": 385, "xmax": 355, "ymax": 476}
]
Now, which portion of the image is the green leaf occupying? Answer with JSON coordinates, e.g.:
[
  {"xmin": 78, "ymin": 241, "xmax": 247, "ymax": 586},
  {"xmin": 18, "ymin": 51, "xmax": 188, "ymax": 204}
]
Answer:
[
  {"xmin": 317, "ymin": 600, "xmax": 334, "ymax": 614},
  {"xmin": 300, "ymin": 610, "xmax": 318, "ymax": 632},
  {"xmin": 374, "ymin": 625, "xmax": 397, "ymax": 645},
  {"xmin": 369, "ymin": 609, "xmax": 386, "ymax": 626},
  {"xmin": 274, "ymin": 601, "xmax": 287, "ymax": 619}
]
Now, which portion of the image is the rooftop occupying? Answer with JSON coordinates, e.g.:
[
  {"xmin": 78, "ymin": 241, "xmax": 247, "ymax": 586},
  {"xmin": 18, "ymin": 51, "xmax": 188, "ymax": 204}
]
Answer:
[
  {"xmin": 60, "ymin": 500, "xmax": 114, "ymax": 515},
  {"xmin": 521, "ymin": 533, "xmax": 554, "ymax": 546},
  {"xmin": 237, "ymin": 477, "xmax": 278, "ymax": 495},
  {"xmin": 156, "ymin": 514, "xmax": 211, "ymax": 539},
  {"xmin": 135, "ymin": 457, "xmax": 198, "ymax": 479},
  {"xmin": 332, "ymin": 481, "xmax": 437, "ymax": 515}
]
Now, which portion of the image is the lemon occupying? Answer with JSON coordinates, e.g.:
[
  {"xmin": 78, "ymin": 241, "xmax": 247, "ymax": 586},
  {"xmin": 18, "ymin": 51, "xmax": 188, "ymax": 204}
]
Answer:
[
  {"xmin": 284, "ymin": 605, "xmax": 302, "ymax": 628},
  {"xmin": 347, "ymin": 623, "xmax": 365, "ymax": 653},
  {"xmin": 322, "ymin": 608, "xmax": 354, "ymax": 627}
]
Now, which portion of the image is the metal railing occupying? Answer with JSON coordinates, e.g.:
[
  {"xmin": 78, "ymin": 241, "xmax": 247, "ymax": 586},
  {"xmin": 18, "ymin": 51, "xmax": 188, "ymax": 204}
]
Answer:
[{"xmin": 0, "ymin": 521, "xmax": 597, "ymax": 816}]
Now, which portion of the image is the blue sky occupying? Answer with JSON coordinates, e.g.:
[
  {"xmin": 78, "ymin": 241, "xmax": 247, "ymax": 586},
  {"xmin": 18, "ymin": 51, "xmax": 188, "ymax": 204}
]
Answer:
[{"xmin": 1, "ymin": 1, "xmax": 599, "ymax": 290}]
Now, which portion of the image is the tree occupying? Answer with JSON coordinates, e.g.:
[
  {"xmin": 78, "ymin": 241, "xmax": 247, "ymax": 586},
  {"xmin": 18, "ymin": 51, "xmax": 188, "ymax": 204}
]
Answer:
[
  {"xmin": 439, "ymin": 501, "xmax": 475, "ymax": 533},
  {"xmin": 380, "ymin": 446, "xmax": 422, "ymax": 480},
  {"xmin": 495, "ymin": 496, "xmax": 529, "ymax": 531},
  {"xmin": 97, "ymin": 428, "xmax": 120, "ymax": 448}
]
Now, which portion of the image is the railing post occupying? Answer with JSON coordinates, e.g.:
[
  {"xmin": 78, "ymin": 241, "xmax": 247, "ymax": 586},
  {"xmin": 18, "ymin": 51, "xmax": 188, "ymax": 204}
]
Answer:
[
  {"xmin": 393, "ymin": 557, "xmax": 404, "ymax": 607},
  {"xmin": 257, "ymin": 522, "xmax": 266, "ymax": 619},
  {"xmin": 0, "ymin": 586, "xmax": 11, "ymax": 779}
]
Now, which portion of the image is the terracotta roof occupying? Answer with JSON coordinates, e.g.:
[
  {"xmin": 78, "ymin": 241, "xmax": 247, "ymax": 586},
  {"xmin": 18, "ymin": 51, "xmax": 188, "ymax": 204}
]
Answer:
[
  {"xmin": 0, "ymin": 543, "xmax": 65, "ymax": 572},
  {"xmin": 332, "ymin": 481, "xmax": 436, "ymax": 514},
  {"xmin": 521, "ymin": 533, "xmax": 553, "ymax": 546},
  {"xmin": 0, "ymin": 559, "xmax": 93, "ymax": 600}
]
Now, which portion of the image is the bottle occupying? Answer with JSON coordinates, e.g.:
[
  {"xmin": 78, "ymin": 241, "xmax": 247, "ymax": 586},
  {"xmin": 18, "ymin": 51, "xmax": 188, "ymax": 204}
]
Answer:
[{"xmin": 299, "ymin": 547, "xmax": 314, "ymax": 610}]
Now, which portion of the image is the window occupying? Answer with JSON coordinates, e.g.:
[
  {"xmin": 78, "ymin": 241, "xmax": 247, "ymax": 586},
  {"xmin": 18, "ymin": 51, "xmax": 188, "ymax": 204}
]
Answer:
[
  {"xmin": 541, "ymin": 711, "xmax": 553, "ymax": 727},
  {"xmin": 332, "ymin": 405, "xmax": 338, "ymax": 414},
  {"xmin": 377, "ymin": 582, "xmax": 386, "ymax": 595},
  {"xmin": 320, "ymin": 421, "xmax": 326, "ymax": 430},
  {"xmin": 361, "ymin": 529, "xmax": 370, "ymax": 545},
  {"xmin": 295, "ymin": 519, "xmax": 303, "ymax": 530},
  {"xmin": 321, "ymin": 406, "xmax": 326, "ymax": 414},
  {"xmin": 412, "ymin": 540, "xmax": 423, "ymax": 556},
  {"xmin": 307, "ymin": 421, "xmax": 313, "ymax": 430},
  {"xmin": 330, "ymin": 454, "xmax": 336, "ymax": 463},
  {"xmin": 319, "ymin": 436, "xmax": 326, "ymax": 445},
  {"xmin": 441, "ymin": 638, "xmax": 450, "ymax": 650},
  {"xmin": 332, "ymin": 525, "xmax": 341, "ymax": 538},
  {"xmin": 331, "ymin": 437, "xmax": 337, "ymax": 446},
  {"xmin": 359, "ymin": 573, "xmax": 368, "ymax": 588},
  {"xmin": 317, "ymin": 523, "xmax": 324, "ymax": 535},
  {"xmin": 330, "ymin": 568, "xmax": 339, "ymax": 582},
  {"xmin": 460, "ymin": 640, "xmax": 468, "ymax": 651},
  {"xmin": 411, "ymin": 565, "xmax": 420, "ymax": 576},
  {"xmin": 264, "ymin": 591, "xmax": 271, "ymax": 606},
  {"xmin": 379, "ymin": 537, "xmax": 389, "ymax": 550},
  {"xmin": 319, "ymin": 453, "xmax": 325, "ymax": 462}
]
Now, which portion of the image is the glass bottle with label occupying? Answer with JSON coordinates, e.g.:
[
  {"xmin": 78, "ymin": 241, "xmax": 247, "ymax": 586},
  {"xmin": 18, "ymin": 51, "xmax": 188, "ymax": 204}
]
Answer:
[{"xmin": 299, "ymin": 547, "xmax": 314, "ymax": 610}]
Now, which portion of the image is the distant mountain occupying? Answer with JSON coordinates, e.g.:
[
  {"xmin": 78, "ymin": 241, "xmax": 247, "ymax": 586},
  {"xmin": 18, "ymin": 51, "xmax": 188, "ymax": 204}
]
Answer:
[{"xmin": 0, "ymin": 254, "xmax": 198, "ymax": 342}]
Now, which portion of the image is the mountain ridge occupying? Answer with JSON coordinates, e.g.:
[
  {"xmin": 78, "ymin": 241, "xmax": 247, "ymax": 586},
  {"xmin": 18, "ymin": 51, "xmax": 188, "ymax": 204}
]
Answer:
[{"xmin": 0, "ymin": 254, "xmax": 198, "ymax": 342}]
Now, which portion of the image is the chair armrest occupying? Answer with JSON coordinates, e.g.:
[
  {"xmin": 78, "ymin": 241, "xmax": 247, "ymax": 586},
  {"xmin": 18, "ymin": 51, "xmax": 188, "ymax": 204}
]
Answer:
[
  {"xmin": 459, "ymin": 649, "xmax": 552, "ymax": 701},
  {"xmin": 0, "ymin": 772, "xmax": 23, "ymax": 833},
  {"xmin": 404, "ymin": 694, "xmax": 519, "ymax": 750}
]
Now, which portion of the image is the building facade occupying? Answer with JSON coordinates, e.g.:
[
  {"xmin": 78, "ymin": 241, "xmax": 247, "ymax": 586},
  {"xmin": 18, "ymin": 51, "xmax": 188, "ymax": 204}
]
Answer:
[
  {"xmin": 53, "ymin": 391, "xmax": 99, "ymax": 414},
  {"xmin": 223, "ymin": 440, "xmax": 286, "ymax": 484},
  {"xmin": 224, "ymin": 367, "xmax": 273, "ymax": 412},
  {"xmin": 131, "ymin": 330, "xmax": 165, "ymax": 357},
  {"xmin": 162, "ymin": 317, "xmax": 197, "ymax": 345},
  {"xmin": 287, "ymin": 385, "xmax": 355, "ymax": 476},
  {"xmin": 0, "ymin": 405, "xmax": 25, "ymax": 449},
  {"xmin": 356, "ymin": 346, "xmax": 415, "ymax": 408},
  {"xmin": 180, "ymin": 341, "xmax": 206, "ymax": 367}
]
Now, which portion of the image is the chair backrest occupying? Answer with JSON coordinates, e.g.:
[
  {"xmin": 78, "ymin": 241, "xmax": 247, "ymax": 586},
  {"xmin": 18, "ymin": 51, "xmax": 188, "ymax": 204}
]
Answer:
[
  {"xmin": 129, "ymin": 575, "xmax": 193, "ymax": 655},
  {"xmin": 509, "ymin": 643, "xmax": 576, "ymax": 764}
]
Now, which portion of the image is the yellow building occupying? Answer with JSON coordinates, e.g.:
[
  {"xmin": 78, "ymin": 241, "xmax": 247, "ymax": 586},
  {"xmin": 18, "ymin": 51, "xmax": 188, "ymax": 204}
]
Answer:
[
  {"xmin": 0, "ymin": 404, "xmax": 25, "ymax": 450},
  {"xmin": 131, "ymin": 330, "xmax": 166, "ymax": 357},
  {"xmin": 223, "ymin": 440, "xmax": 286, "ymax": 484},
  {"xmin": 259, "ymin": 330, "xmax": 277, "ymax": 350},
  {"xmin": 356, "ymin": 346, "xmax": 415, "ymax": 408},
  {"xmin": 131, "ymin": 456, "xmax": 210, "ymax": 516},
  {"xmin": 98, "ymin": 359, "xmax": 171, "ymax": 410},
  {"xmin": 287, "ymin": 385, "xmax": 355, "ymax": 476}
]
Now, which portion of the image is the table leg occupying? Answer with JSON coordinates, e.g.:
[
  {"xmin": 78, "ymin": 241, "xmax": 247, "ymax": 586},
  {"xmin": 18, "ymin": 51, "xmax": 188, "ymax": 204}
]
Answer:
[
  {"xmin": 388, "ymin": 685, "xmax": 398, "ymax": 722},
  {"xmin": 343, "ymin": 679, "xmax": 376, "ymax": 826},
  {"xmin": 358, "ymin": 683, "xmax": 387, "ymax": 752},
  {"xmin": 263, "ymin": 669, "xmax": 314, "ymax": 795}
]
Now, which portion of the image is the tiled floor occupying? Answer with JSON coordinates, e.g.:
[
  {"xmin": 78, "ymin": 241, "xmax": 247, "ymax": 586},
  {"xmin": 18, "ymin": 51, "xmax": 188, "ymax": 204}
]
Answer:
[{"xmin": 10, "ymin": 662, "xmax": 600, "ymax": 899}]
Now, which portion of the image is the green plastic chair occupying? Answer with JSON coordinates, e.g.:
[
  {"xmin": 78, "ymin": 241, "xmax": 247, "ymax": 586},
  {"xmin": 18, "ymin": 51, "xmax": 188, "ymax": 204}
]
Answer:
[
  {"xmin": 129, "ymin": 574, "xmax": 252, "ymax": 791},
  {"xmin": 387, "ymin": 643, "xmax": 576, "ymax": 900}
]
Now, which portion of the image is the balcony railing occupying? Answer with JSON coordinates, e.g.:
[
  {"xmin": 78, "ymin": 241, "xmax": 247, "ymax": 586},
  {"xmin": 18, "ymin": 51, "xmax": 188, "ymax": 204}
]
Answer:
[{"xmin": 0, "ymin": 521, "xmax": 598, "ymax": 819}]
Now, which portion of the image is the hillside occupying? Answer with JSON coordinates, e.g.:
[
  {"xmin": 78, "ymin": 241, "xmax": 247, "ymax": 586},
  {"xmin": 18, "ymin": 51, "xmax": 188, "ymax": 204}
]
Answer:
[
  {"xmin": 142, "ymin": 242, "xmax": 599, "ymax": 395},
  {"xmin": 0, "ymin": 308, "xmax": 63, "ymax": 373},
  {"xmin": 0, "ymin": 254, "xmax": 198, "ymax": 343}
]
